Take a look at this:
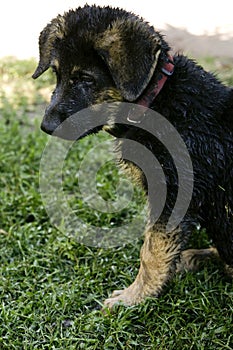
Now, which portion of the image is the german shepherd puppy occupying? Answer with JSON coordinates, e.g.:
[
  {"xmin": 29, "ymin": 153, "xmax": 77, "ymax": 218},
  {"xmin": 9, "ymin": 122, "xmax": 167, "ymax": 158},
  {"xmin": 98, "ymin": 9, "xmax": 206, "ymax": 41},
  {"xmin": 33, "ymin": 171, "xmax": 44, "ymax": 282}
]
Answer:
[{"xmin": 33, "ymin": 5, "xmax": 233, "ymax": 308}]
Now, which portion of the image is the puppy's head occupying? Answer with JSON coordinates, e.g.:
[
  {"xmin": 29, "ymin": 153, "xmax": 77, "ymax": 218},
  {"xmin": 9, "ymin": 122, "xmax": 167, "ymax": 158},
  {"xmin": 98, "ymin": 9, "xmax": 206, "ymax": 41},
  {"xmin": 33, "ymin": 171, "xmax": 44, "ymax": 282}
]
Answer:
[{"xmin": 33, "ymin": 5, "xmax": 166, "ymax": 140}]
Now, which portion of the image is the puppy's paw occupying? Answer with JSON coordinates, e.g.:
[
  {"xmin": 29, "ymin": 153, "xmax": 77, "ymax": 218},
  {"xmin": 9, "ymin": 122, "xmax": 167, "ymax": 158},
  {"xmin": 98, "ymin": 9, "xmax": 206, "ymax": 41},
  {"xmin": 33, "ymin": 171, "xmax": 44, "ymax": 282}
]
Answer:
[
  {"xmin": 103, "ymin": 285, "xmax": 145, "ymax": 310},
  {"xmin": 103, "ymin": 289, "xmax": 129, "ymax": 309}
]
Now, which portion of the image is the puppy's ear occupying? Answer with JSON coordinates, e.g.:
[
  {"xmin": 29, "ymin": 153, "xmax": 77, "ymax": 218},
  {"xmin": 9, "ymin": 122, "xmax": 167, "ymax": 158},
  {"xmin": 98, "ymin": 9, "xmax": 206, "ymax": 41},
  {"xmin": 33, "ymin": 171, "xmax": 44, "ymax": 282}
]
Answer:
[
  {"xmin": 32, "ymin": 15, "xmax": 66, "ymax": 79},
  {"xmin": 95, "ymin": 18, "xmax": 162, "ymax": 101}
]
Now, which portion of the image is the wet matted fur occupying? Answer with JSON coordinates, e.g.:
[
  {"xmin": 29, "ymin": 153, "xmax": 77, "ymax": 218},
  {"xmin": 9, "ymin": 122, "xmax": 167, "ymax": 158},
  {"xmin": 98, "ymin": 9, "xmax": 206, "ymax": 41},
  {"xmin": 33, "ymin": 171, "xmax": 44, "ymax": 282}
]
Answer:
[{"xmin": 33, "ymin": 5, "xmax": 233, "ymax": 308}]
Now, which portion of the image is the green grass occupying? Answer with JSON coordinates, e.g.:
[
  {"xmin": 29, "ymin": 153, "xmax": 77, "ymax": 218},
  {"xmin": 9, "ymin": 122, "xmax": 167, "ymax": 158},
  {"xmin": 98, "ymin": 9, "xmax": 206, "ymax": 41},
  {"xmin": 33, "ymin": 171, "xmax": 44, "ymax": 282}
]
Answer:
[{"xmin": 0, "ymin": 57, "xmax": 233, "ymax": 350}]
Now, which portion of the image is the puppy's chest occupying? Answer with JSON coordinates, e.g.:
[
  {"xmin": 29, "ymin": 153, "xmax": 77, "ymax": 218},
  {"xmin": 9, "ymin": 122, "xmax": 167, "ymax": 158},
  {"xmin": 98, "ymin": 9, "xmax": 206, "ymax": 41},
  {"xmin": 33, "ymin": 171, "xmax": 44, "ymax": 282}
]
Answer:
[{"xmin": 119, "ymin": 158, "xmax": 146, "ymax": 189}]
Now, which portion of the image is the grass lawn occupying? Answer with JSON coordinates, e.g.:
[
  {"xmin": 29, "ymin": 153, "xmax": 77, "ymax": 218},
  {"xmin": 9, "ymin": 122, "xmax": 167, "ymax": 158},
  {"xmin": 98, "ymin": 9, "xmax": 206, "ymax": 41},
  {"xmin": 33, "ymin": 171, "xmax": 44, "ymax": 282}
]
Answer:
[{"xmin": 0, "ymin": 56, "xmax": 233, "ymax": 349}]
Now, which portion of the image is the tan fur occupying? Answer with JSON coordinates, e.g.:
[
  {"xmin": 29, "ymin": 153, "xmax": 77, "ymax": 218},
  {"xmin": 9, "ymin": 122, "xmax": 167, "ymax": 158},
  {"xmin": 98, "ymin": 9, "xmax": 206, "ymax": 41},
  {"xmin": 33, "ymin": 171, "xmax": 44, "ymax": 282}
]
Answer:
[
  {"xmin": 47, "ymin": 15, "xmax": 66, "ymax": 41},
  {"xmin": 104, "ymin": 227, "xmax": 182, "ymax": 308},
  {"xmin": 119, "ymin": 160, "xmax": 146, "ymax": 187},
  {"xmin": 96, "ymin": 24, "xmax": 121, "ymax": 51},
  {"xmin": 176, "ymin": 247, "xmax": 219, "ymax": 272},
  {"xmin": 176, "ymin": 247, "xmax": 233, "ymax": 278},
  {"xmin": 71, "ymin": 66, "xmax": 81, "ymax": 75},
  {"xmin": 95, "ymin": 22, "xmax": 131, "ymax": 82},
  {"xmin": 96, "ymin": 88, "xmax": 124, "ymax": 104},
  {"xmin": 95, "ymin": 18, "xmax": 162, "ymax": 101},
  {"xmin": 51, "ymin": 58, "xmax": 60, "ymax": 71},
  {"xmin": 32, "ymin": 15, "xmax": 67, "ymax": 79}
]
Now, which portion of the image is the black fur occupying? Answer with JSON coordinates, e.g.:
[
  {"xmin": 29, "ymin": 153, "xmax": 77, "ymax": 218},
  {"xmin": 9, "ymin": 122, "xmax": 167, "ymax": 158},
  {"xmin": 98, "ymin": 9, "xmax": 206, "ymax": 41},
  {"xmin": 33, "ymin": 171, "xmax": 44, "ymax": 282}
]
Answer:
[
  {"xmin": 33, "ymin": 5, "xmax": 233, "ymax": 304},
  {"xmin": 124, "ymin": 55, "xmax": 233, "ymax": 264}
]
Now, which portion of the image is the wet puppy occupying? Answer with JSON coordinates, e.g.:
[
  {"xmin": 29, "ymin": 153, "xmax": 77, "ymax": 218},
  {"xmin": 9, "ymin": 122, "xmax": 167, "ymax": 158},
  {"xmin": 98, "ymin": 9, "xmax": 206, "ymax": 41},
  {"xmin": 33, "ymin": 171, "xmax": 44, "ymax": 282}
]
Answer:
[{"xmin": 33, "ymin": 5, "xmax": 233, "ymax": 308}]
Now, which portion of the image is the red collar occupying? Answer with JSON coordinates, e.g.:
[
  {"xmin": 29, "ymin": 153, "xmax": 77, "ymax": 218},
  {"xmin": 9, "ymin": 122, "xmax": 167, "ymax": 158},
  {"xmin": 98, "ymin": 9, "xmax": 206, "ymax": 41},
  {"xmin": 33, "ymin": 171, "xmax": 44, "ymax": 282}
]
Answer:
[
  {"xmin": 137, "ymin": 54, "xmax": 174, "ymax": 107},
  {"xmin": 127, "ymin": 54, "xmax": 174, "ymax": 123}
]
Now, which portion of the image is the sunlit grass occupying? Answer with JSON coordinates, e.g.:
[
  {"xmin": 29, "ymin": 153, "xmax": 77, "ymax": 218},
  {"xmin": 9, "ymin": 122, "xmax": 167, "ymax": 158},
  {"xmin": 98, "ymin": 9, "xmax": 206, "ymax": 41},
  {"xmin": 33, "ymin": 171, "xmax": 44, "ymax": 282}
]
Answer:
[{"xmin": 0, "ymin": 57, "xmax": 232, "ymax": 349}]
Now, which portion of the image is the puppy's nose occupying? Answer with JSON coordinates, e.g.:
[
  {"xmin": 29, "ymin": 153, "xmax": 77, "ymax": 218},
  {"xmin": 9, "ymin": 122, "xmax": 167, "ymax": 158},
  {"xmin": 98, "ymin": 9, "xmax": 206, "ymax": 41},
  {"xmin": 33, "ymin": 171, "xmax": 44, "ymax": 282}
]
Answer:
[
  {"xmin": 41, "ymin": 121, "xmax": 53, "ymax": 135},
  {"xmin": 40, "ymin": 116, "xmax": 60, "ymax": 135}
]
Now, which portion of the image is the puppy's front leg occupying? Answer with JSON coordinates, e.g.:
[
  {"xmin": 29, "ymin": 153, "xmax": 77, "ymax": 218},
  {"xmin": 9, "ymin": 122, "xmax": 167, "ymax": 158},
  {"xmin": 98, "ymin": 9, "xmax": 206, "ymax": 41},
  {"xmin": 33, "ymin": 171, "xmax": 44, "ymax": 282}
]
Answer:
[{"xmin": 104, "ymin": 226, "xmax": 182, "ymax": 308}]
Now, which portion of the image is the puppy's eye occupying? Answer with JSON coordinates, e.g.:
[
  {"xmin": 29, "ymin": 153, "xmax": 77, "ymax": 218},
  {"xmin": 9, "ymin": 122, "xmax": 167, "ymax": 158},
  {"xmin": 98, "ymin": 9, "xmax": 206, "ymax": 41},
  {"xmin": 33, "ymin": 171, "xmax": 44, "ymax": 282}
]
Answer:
[
  {"xmin": 80, "ymin": 73, "xmax": 94, "ymax": 83},
  {"xmin": 69, "ymin": 73, "xmax": 94, "ymax": 85}
]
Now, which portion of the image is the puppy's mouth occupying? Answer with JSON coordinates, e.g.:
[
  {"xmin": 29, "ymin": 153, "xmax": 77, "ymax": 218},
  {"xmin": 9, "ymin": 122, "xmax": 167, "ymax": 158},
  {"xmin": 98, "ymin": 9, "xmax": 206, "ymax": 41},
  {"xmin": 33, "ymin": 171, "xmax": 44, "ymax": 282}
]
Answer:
[
  {"xmin": 40, "ymin": 103, "xmax": 128, "ymax": 140},
  {"xmin": 42, "ymin": 123, "xmax": 103, "ymax": 141},
  {"xmin": 41, "ymin": 115, "xmax": 103, "ymax": 141}
]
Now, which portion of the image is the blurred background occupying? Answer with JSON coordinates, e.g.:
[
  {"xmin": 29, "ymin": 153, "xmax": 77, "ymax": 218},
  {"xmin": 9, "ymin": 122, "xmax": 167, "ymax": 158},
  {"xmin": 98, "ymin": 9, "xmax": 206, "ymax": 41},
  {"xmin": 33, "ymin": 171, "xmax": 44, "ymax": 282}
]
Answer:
[{"xmin": 0, "ymin": 0, "xmax": 233, "ymax": 58}]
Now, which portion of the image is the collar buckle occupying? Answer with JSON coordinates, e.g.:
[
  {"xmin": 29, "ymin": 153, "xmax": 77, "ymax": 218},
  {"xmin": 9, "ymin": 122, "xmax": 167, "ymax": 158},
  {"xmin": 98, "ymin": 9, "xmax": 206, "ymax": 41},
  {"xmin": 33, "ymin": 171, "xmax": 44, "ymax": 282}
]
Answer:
[{"xmin": 161, "ymin": 66, "xmax": 174, "ymax": 76}]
